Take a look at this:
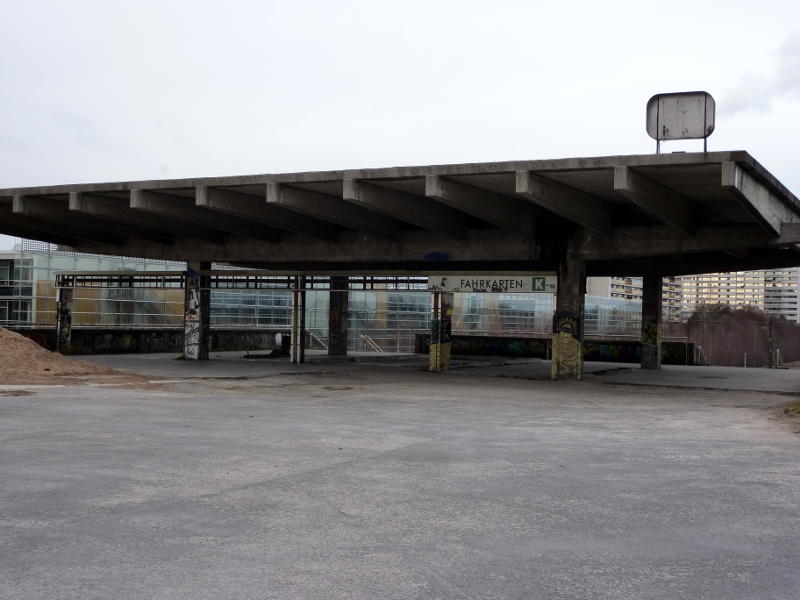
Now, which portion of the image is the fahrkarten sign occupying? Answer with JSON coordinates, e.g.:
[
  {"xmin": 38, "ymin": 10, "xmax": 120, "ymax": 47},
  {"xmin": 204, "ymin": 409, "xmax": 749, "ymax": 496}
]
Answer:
[{"xmin": 427, "ymin": 274, "xmax": 557, "ymax": 293}]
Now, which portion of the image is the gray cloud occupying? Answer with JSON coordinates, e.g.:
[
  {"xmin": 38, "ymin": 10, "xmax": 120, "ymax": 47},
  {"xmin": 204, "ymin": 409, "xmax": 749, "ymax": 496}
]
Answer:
[{"xmin": 725, "ymin": 32, "xmax": 800, "ymax": 114}]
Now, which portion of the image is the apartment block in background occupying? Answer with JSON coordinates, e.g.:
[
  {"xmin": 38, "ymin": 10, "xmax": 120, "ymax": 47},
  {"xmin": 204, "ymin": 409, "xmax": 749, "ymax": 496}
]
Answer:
[
  {"xmin": 678, "ymin": 269, "xmax": 800, "ymax": 322},
  {"xmin": 586, "ymin": 276, "xmax": 683, "ymax": 320}
]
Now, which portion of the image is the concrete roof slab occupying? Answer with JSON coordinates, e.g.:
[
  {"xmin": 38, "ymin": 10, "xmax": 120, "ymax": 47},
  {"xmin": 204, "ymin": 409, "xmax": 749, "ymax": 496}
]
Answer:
[{"xmin": 1, "ymin": 151, "xmax": 799, "ymax": 275}]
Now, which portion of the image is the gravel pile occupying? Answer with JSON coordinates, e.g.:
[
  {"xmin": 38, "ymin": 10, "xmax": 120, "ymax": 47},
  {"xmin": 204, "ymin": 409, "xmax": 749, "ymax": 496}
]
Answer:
[{"xmin": 0, "ymin": 328, "xmax": 117, "ymax": 384}]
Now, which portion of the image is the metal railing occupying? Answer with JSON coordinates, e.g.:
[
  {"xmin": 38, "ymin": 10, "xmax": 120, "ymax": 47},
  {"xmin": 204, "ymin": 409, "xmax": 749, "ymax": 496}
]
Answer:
[{"xmin": 360, "ymin": 335, "xmax": 384, "ymax": 353}]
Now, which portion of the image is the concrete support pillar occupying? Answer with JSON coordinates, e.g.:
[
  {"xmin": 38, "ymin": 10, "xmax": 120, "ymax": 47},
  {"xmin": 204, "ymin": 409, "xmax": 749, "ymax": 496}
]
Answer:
[
  {"xmin": 551, "ymin": 244, "xmax": 586, "ymax": 380},
  {"xmin": 291, "ymin": 276, "xmax": 306, "ymax": 363},
  {"xmin": 56, "ymin": 287, "xmax": 74, "ymax": 353},
  {"xmin": 429, "ymin": 291, "xmax": 454, "ymax": 372},
  {"xmin": 641, "ymin": 275, "xmax": 663, "ymax": 369},
  {"xmin": 183, "ymin": 261, "xmax": 211, "ymax": 360},
  {"xmin": 328, "ymin": 276, "xmax": 349, "ymax": 356}
]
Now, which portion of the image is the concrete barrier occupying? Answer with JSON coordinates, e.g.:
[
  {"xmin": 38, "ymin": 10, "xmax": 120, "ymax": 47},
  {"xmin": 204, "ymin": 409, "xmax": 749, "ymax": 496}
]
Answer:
[
  {"xmin": 415, "ymin": 334, "xmax": 695, "ymax": 365},
  {"xmin": 9, "ymin": 328, "xmax": 290, "ymax": 355}
]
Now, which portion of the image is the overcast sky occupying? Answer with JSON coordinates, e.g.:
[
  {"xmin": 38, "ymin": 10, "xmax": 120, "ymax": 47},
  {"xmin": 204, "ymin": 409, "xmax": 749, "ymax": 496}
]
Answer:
[{"xmin": 2, "ymin": 0, "xmax": 799, "ymax": 250}]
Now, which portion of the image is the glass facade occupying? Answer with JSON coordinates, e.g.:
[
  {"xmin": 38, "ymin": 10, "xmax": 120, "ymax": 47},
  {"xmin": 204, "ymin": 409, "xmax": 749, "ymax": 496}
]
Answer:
[{"xmin": 1, "ymin": 246, "xmax": 651, "ymax": 353}]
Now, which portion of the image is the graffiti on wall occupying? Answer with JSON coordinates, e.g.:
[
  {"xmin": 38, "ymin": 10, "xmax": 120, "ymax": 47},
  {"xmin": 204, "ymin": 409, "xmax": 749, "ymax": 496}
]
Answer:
[{"xmin": 418, "ymin": 334, "xmax": 548, "ymax": 358}]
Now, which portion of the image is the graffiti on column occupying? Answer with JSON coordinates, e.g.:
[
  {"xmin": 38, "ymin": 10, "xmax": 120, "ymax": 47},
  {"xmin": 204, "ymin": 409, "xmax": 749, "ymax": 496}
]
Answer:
[
  {"xmin": 56, "ymin": 288, "xmax": 74, "ymax": 352},
  {"xmin": 184, "ymin": 269, "xmax": 201, "ymax": 360},
  {"xmin": 641, "ymin": 322, "xmax": 659, "ymax": 345},
  {"xmin": 553, "ymin": 310, "xmax": 580, "ymax": 337},
  {"xmin": 438, "ymin": 293, "xmax": 454, "ymax": 369},
  {"xmin": 640, "ymin": 320, "xmax": 661, "ymax": 367},
  {"xmin": 440, "ymin": 299, "xmax": 453, "ymax": 344},
  {"xmin": 551, "ymin": 309, "xmax": 582, "ymax": 380}
]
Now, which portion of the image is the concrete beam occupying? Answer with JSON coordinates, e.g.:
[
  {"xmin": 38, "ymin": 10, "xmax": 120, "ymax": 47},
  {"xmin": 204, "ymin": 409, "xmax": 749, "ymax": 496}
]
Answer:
[
  {"xmin": 0, "ymin": 219, "xmax": 82, "ymax": 247},
  {"xmin": 199, "ymin": 186, "xmax": 335, "ymax": 241},
  {"xmin": 15, "ymin": 193, "xmax": 174, "ymax": 244},
  {"xmin": 267, "ymin": 184, "xmax": 402, "ymax": 240},
  {"xmin": 70, "ymin": 192, "xmax": 221, "ymax": 243},
  {"xmin": 69, "ymin": 228, "xmax": 537, "ymax": 268},
  {"xmin": 0, "ymin": 150, "xmax": 759, "ymax": 197},
  {"xmin": 515, "ymin": 171, "xmax": 612, "ymax": 234},
  {"xmin": 782, "ymin": 222, "xmax": 800, "ymax": 240},
  {"xmin": 342, "ymin": 179, "xmax": 471, "ymax": 238},
  {"xmin": 589, "ymin": 248, "xmax": 800, "ymax": 278},
  {"xmin": 722, "ymin": 162, "xmax": 798, "ymax": 235},
  {"xmin": 132, "ymin": 189, "xmax": 279, "ymax": 241},
  {"xmin": 71, "ymin": 192, "xmax": 166, "ymax": 228},
  {"xmin": 12, "ymin": 195, "xmax": 126, "ymax": 245},
  {"xmin": 425, "ymin": 175, "xmax": 536, "ymax": 236},
  {"xmin": 576, "ymin": 224, "xmax": 800, "ymax": 260},
  {"xmin": 613, "ymin": 166, "xmax": 694, "ymax": 234}
]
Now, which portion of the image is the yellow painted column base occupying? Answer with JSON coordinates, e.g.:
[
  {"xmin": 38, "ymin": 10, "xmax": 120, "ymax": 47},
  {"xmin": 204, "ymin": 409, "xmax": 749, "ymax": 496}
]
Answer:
[
  {"xmin": 551, "ymin": 332, "xmax": 583, "ymax": 380},
  {"xmin": 429, "ymin": 341, "xmax": 452, "ymax": 372},
  {"xmin": 430, "ymin": 342, "xmax": 441, "ymax": 372}
]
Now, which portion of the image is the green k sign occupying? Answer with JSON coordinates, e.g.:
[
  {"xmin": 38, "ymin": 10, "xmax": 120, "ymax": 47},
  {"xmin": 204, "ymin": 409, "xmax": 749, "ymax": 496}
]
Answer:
[{"xmin": 532, "ymin": 277, "xmax": 547, "ymax": 292}]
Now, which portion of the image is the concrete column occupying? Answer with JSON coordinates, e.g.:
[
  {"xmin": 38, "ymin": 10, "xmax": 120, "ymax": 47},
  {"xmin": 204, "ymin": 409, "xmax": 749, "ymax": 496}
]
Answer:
[
  {"xmin": 183, "ymin": 261, "xmax": 211, "ymax": 360},
  {"xmin": 551, "ymin": 245, "xmax": 586, "ymax": 380},
  {"xmin": 328, "ymin": 276, "xmax": 349, "ymax": 356},
  {"xmin": 291, "ymin": 276, "xmax": 306, "ymax": 363},
  {"xmin": 641, "ymin": 275, "xmax": 662, "ymax": 369},
  {"xmin": 429, "ymin": 291, "xmax": 453, "ymax": 372},
  {"xmin": 56, "ymin": 287, "xmax": 74, "ymax": 353}
]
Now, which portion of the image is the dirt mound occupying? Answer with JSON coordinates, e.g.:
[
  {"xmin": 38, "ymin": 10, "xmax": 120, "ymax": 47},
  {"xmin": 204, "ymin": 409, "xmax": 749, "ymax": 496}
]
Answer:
[{"xmin": 0, "ymin": 328, "xmax": 118, "ymax": 384}]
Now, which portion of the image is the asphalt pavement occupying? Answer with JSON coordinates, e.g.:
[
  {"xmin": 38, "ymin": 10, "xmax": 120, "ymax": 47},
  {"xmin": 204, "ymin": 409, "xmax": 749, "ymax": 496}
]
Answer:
[{"xmin": 1, "ymin": 354, "xmax": 798, "ymax": 599}]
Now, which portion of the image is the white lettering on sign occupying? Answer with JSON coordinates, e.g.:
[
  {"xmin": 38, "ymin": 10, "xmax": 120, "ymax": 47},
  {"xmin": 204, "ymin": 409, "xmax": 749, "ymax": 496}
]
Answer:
[{"xmin": 427, "ymin": 274, "xmax": 557, "ymax": 293}]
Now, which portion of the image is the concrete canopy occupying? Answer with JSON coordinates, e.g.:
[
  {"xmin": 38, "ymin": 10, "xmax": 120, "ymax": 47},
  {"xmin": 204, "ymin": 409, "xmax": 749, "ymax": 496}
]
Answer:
[{"xmin": 2, "ymin": 151, "xmax": 800, "ymax": 276}]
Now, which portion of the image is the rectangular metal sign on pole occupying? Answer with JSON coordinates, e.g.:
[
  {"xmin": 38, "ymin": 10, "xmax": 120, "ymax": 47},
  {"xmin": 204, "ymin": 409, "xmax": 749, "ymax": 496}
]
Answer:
[
  {"xmin": 646, "ymin": 91, "xmax": 715, "ymax": 153},
  {"xmin": 427, "ymin": 274, "xmax": 557, "ymax": 293}
]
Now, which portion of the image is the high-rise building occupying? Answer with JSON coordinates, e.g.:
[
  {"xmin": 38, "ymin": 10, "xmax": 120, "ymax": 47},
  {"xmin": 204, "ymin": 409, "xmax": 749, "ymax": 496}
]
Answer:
[
  {"xmin": 587, "ymin": 276, "xmax": 640, "ymax": 300},
  {"xmin": 587, "ymin": 270, "xmax": 800, "ymax": 323},
  {"xmin": 586, "ymin": 276, "xmax": 682, "ymax": 320},
  {"xmin": 678, "ymin": 268, "xmax": 800, "ymax": 322},
  {"xmin": 661, "ymin": 276, "xmax": 682, "ymax": 320}
]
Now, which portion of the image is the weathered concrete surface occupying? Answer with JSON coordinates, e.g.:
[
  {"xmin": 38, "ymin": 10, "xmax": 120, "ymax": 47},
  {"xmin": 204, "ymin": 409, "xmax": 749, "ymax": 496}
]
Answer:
[
  {"xmin": 593, "ymin": 363, "xmax": 800, "ymax": 394},
  {"xmin": 3, "ymin": 151, "xmax": 800, "ymax": 276},
  {"xmin": 1, "ymin": 356, "xmax": 799, "ymax": 599},
  {"xmin": 454, "ymin": 360, "xmax": 800, "ymax": 395}
]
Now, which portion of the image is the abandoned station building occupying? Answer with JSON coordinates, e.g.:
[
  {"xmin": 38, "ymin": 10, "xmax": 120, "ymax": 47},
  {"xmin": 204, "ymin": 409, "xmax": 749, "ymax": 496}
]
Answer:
[{"xmin": 2, "ymin": 150, "xmax": 800, "ymax": 379}]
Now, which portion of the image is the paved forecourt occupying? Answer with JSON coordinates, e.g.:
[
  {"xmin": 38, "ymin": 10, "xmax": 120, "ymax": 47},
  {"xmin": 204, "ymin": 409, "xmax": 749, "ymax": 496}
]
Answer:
[{"xmin": 1, "ymin": 356, "xmax": 799, "ymax": 599}]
